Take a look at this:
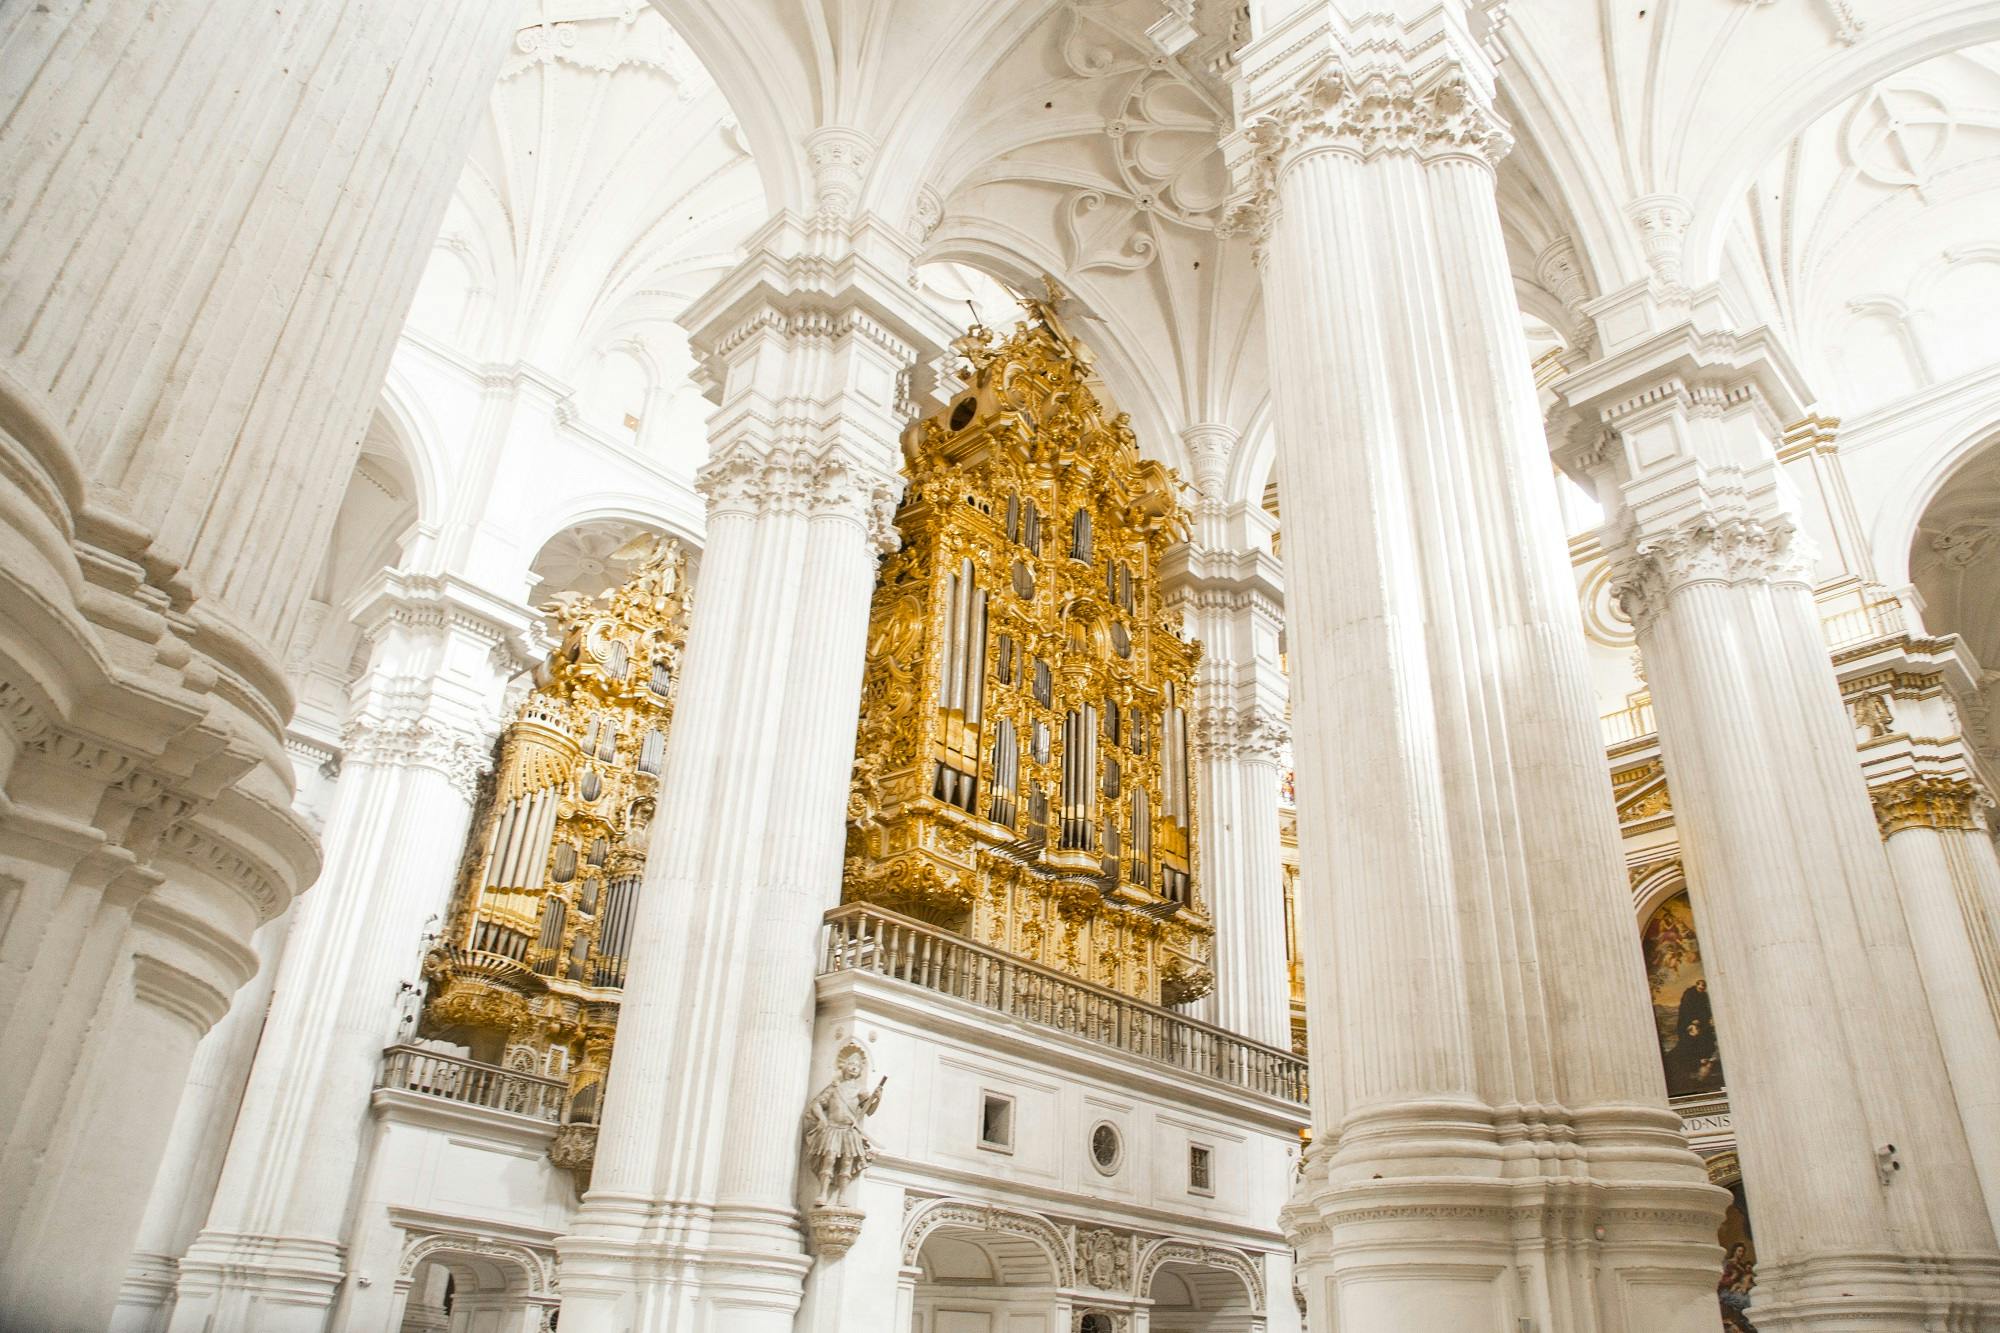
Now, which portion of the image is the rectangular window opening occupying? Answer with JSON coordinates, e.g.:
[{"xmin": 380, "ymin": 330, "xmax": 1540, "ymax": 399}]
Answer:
[
  {"xmin": 1188, "ymin": 1142, "xmax": 1214, "ymax": 1195},
  {"xmin": 979, "ymin": 1091, "xmax": 1016, "ymax": 1153}
]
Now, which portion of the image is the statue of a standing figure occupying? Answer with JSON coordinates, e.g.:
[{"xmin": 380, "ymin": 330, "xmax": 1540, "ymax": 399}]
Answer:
[{"xmin": 803, "ymin": 1042, "xmax": 886, "ymax": 1207}]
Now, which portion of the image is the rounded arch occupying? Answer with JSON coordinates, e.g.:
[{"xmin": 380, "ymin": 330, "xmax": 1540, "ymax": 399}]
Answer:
[
  {"xmin": 1631, "ymin": 858, "xmax": 1688, "ymax": 924},
  {"xmin": 1227, "ymin": 401, "xmax": 1277, "ymax": 516},
  {"xmin": 644, "ymin": 0, "xmax": 805, "ymax": 216},
  {"xmin": 520, "ymin": 494, "xmax": 706, "ymax": 577},
  {"xmin": 396, "ymin": 1231, "xmax": 553, "ymax": 1295},
  {"xmin": 1868, "ymin": 400, "xmax": 2000, "ymax": 592},
  {"xmin": 1684, "ymin": 3, "xmax": 2000, "ymax": 287},
  {"xmin": 900, "ymin": 1198, "xmax": 1076, "ymax": 1288},
  {"xmin": 374, "ymin": 368, "xmax": 451, "ymax": 539},
  {"xmin": 1135, "ymin": 1239, "xmax": 1265, "ymax": 1312}
]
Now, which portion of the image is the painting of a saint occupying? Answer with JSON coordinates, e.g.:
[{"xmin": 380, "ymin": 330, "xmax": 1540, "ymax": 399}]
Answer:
[
  {"xmin": 1716, "ymin": 1179, "xmax": 1758, "ymax": 1331},
  {"xmin": 1641, "ymin": 891, "xmax": 1727, "ymax": 1098}
]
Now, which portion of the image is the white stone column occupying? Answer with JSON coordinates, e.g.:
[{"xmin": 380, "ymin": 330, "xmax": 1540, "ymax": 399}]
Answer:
[
  {"xmin": 1224, "ymin": 6, "xmax": 1725, "ymax": 1328},
  {"xmin": 555, "ymin": 212, "xmax": 952, "ymax": 1333},
  {"xmin": 1559, "ymin": 331, "xmax": 2000, "ymax": 1321},
  {"xmin": 1875, "ymin": 787, "xmax": 2000, "ymax": 1238},
  {"xmin": 113, "ymin": 907, "xmax": 296, "ymax": 1333},
  {"xmin": 1163, "ymin": 537, "xmax": 1293, "ymax": 1049},
  {"xmin": 0, "ymin": 4, "xmax": 517, "ymax": 1322},
  {"xmin": 169, "ymin": 575, "xmax": 531, "ymax": 1333}
]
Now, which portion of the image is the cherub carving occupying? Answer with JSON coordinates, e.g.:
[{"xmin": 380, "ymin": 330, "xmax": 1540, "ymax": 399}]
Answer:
[
  {"xmin": 802, "ymin": 1042, "xmax": 887, "ymax": 1206},
  {"xmin": 848, "ymin": 752, "xmax": 889, "ymax": 831}
]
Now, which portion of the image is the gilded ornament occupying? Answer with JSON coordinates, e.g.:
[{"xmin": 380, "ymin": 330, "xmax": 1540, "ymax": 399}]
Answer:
[
  {"xmin": 420, "ymin": 538, "xmax": 691, "ymax": 1168},
  {"xmin": 842, "ymin": 288, "xmax": 1211, "ymax": 1003}
]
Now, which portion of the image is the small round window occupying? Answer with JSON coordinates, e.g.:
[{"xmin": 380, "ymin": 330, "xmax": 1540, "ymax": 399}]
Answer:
[{"xmin": 1089, "ymin": 1121, "xmax": 1122, "ymax": 1175}]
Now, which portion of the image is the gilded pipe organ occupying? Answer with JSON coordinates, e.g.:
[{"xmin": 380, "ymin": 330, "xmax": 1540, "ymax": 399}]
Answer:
[
  {"xmin": 845, "ymin": 291, "xmax": 1212, "ymax": 1004},
  {"xmin": 421, "ymin": 539, "xmax": 689, "ymax": 1140}
]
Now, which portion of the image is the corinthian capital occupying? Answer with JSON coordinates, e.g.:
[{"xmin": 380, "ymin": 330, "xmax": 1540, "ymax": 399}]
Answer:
[
  {"xmin": 1608, "ymin": 510, "xmax": 1814, "ymax": 633},
  {"xmin": 1222, "ymin": 6, "xmax": 1511, "ymax": 243},
  {"xmin": 341, "ymin": 714, "xmax": 494, "ymax": 804},
  {"xmin": 1193, "ymin": 704, "xmax": 1291, "ymax": 764},
  {"xmin": 696, "ymin": 441, "xmax": 905, "ymax": 551}
]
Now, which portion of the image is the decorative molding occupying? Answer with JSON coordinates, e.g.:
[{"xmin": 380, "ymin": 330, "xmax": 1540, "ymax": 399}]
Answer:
[
  {"xmin": 396, "ymin": 1229, "xmax": 554, "ymax": 1293},
  {"xmin": 1133, "ymin": 1236, "xmax": 1265, "ymax": 1306},
  {"xmin": 900, "ymin": 1198, "xmax": 1077, "ymax": 1287},
  {"xmin": 1193, "ymin": 704, "xmax": 1289, "ymax": 763},
  {"xmin": 1627, "ymin": 194, "xmax": 1692, "ymax": 292},
  {"xmin": 806, "ymin": 126, "xmax": 878, "ymax": 220},
  {"xmin": 694, "ymin": 443, "xmax": 906, "ymax": 553}
]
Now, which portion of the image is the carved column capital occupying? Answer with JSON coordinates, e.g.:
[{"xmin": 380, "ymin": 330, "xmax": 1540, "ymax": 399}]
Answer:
[
  {"xmin": 1223, "ymin": 53, "xmax": 1511, "ymax": 245},
  {"xmin": 1608, "ymin": 510, "xmax": 1815, "ymax": 633},
  {"xmin": 1194, "ymin": 703, "xmax": 1290, "ymax": 764},
  {"xmin": 696, "ymin": 442, "xmax": 906, "ymax": 553},
  {"xmin": 1871, "ymin": 775, "xmax": 1983, "ymax": 836},
  {"xmin": 340, "ymin": 713, "xmax": 493, "ymax": 804}
]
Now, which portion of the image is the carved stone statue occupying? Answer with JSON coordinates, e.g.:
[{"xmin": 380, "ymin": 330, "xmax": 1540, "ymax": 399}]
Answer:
[{"xmin": 803, "ymin": 1042, "xmax": 885, "ymax": 1206}]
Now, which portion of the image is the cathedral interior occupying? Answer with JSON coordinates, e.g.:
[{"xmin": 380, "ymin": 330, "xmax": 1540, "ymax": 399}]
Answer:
[{"xmin": 3, "ymin": 2, "xmax": 2000, "ymax": 1332}]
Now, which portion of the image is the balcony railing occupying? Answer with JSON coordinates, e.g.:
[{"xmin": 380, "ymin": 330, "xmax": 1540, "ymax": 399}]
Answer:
[
  {"xmin": 1600, "ymin": 697, "xmax": 1656, "ymax": 747},
  {"xmin": 377, "ymin": 1044, "xmax": 567, "ymax": 1123},
  {"xmin": 819, "ymin": 903, "xmax": 1308, "ymax": 1105},
  {"xmin": 1822, "ymin": 598, "xmax": 1907, "ymax": 650}
]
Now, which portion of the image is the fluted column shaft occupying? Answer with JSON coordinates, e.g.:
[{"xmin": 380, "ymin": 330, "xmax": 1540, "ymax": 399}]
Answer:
[
  {"xmin": 1227, "ymin": 7, "xmax": 1722, "ymax": 1329},
  {"xmin": 557, "ymin": 215, "xmax": 949, "ymax": 1333},
  {"xmin": 113, "ymin": 908, "xmax": 295, "ymax": 1333},
  {"xmin": 1166, "ymin": 540, "xmax": 1292, "ymax": 1048},
  {"xmin": 1878, "ymin": 810, "xmax": 2000, "ymax": 1238},
  {"xmin": 1617, "ymin": 539, "xmax": 2000, "ymax": 1326},
  {"xmin": 0, "ymin": 5, "xmax": 515, "ymax": 1322},
  {"xmin": 1194, "ymin": 721, "xmax": 1290, "ymax": 1047},
  {"xmin": 168, "ymin": 576, "xmax": 529, "ymax": 1333}
]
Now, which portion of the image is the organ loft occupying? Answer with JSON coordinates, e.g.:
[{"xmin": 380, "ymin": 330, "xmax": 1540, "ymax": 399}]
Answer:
[
  {"xmin": 418, "ymin": 538, "xmax": 690, "ymax": 1167},
  {"xmin": 843, "ymin": 288, "xmax": 1213, "ymax": 1005}
]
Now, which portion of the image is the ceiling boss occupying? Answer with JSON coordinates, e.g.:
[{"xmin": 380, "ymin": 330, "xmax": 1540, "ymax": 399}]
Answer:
[{"xmin": 844, "ymin": 281, "xmax": 1212, "ymax": 1006}]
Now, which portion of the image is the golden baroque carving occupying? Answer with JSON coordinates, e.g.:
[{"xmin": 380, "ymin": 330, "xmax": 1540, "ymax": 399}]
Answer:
[
  {"xmin": 422, "ymin": 537, "xmax": 690, "ymax": 1147},
  {"xmin": 843, "ymin": 285, "xmax": 1211, "ymax": 1003},
  {"xmin": 1871, "ymin": 775, "xmax": 1980, "ymax": 836}
]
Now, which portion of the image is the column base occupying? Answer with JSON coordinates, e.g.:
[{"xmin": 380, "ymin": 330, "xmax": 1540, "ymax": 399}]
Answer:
[
  {"xmin": 557, "ymin": 1198, "xmax": 812, "ymax": 1333},
  {"xmin": 110, "ymin": 1252, "xmax": 179, "ymax": 1333},
  {"xmin": 165, "ymin": 1232, "xmax": 344, "ymax": 1333},
  {"xmin": 1287, "ymin": 1107, "xmax": 1728, "ymax": 1333},
  {"xmin": 1751, "ymin": 1250, "xmax": 2000, "ymax": 1332}
]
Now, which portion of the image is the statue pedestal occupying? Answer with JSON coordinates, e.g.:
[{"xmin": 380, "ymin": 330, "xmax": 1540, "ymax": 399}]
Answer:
[{"xmin": 806, "ymin": 1206, "xmax": 867, "ymax": 1261}]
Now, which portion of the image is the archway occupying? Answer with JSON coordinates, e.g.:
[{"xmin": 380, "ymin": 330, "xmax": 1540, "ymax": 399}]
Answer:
[
  {"xmin": 1144, "ymin": 1260, "xmax": 1260, "ymax": 1333},
  {"xmin": 394, "ymin": 1233, "xmax": 555, "ymax": 1333},
  {"xmin": 904, "ymin": 1201, "xmax": 1073, "ymax": 1333}
]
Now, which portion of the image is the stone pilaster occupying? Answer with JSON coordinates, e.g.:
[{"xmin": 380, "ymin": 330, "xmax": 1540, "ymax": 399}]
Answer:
[
  {"xmin": 555, "ymin": 213, "xmax": 953, "ymax": 1333},
  {"xmin": 1558, "ymin": 317, "xmax": 2000, "ymax": 1323},
  {"xmin": 1225, "ymin": 4, "xmax": 1724, "ymax": 1328},
  {"xmin": 168, "ymin": 575, "xmax": 533, "ymax": 1333}
]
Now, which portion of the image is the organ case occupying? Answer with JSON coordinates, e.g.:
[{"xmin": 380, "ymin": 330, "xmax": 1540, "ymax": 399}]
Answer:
[
  {"xmin": 844, "ymin": 292, "xmax": 1212, "ymax": 1004},
  {"xmin": 420, "ymin": 538, "xmax": 689, "ymax": 1146}
]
